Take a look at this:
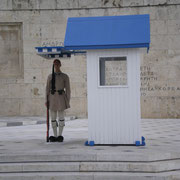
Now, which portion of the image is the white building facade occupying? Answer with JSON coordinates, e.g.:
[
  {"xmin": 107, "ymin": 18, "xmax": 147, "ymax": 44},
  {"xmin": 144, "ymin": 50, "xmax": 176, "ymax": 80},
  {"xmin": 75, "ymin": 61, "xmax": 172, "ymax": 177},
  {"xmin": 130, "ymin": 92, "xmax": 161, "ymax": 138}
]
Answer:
[{"xmin": 0, "ymin": 0, "xmax": 180, "ymax": 119}]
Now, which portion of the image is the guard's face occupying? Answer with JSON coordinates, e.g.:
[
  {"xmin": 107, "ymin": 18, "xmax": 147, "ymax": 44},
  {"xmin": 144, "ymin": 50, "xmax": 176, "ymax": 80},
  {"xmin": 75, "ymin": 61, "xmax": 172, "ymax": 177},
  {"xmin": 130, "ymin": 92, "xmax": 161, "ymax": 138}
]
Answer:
[{"xmin": 54, "ymin": 60, "xmax": 61, "ymax": 69}]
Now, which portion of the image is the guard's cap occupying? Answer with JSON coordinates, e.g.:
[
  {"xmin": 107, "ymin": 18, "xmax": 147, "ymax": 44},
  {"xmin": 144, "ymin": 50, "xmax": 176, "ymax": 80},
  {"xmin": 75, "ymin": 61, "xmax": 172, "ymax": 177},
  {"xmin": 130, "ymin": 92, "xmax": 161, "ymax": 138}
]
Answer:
[{"xmin": 53, "ymin": 59, "xmax": 61, "ymax": 65}]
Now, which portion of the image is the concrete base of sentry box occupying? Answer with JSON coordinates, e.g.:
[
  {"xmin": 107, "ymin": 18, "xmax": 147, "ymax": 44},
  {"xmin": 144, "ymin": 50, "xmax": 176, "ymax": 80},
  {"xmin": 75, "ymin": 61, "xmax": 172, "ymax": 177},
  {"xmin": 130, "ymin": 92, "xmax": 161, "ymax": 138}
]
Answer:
[{"xmin": 85, "ymin": 137, "xmax": 146, "ymax": 146}]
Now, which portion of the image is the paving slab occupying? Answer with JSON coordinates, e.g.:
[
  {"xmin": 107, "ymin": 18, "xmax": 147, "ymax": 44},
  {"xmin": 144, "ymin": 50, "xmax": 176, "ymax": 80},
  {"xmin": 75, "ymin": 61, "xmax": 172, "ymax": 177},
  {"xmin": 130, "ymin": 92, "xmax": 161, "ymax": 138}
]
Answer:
[
  {"xmin": 0, "ymin": 119, "xmax": 180, "ymax": 158},
  {"xmin": 0, "ymin": 116, "xmax": 76, "ymax": 127},
  {"xmin": 0, "ymin": 118, "xmax": 180, "ymax": 179}
]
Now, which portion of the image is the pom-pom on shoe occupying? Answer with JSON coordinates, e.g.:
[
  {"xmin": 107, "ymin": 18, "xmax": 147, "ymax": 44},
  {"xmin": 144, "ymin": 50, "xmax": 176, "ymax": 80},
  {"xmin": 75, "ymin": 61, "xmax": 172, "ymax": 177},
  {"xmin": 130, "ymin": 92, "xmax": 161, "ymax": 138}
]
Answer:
[
  {"xmin": 57, "ymin": 136, "xmax": 64, "ymax": 142},
  {"xmin": 49, "ymin": 136, "xmax": 57, "ymax": 142}
]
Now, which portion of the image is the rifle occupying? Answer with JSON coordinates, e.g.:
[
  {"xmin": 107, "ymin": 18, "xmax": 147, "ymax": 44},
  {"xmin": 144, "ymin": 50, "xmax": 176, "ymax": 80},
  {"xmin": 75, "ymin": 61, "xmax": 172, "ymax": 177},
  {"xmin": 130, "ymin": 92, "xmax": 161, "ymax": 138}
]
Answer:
[
  {"xmin": 46, "ymin": 63, "xmax": 55, "ymax": 142},
  {"xmin": 46, "ymin": 96, "xmax": 49, "ymax": 142}
]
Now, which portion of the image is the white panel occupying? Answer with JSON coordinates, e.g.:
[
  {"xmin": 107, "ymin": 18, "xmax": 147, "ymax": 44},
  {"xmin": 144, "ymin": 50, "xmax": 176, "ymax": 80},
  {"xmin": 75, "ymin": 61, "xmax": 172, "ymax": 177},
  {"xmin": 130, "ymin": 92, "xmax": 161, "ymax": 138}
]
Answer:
[{"xmin": 87, "ymin": 49, "xmax": 141, "ymax": 145}]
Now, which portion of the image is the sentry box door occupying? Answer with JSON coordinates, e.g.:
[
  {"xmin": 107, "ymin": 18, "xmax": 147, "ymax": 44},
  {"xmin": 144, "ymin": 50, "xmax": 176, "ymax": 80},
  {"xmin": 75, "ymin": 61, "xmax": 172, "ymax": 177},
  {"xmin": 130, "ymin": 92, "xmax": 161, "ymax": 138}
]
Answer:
[{"xmin": 87, "ymin": 48, "xmax": 141, "ymax": 145}]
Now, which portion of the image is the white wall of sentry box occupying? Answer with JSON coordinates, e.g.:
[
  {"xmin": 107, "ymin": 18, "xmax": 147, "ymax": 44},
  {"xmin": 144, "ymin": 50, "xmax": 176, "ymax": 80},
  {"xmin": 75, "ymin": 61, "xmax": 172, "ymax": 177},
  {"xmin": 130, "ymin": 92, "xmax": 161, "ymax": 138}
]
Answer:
[{"xmin": 87, "ymin": 49, "xmax": 142, "ymax": 144}]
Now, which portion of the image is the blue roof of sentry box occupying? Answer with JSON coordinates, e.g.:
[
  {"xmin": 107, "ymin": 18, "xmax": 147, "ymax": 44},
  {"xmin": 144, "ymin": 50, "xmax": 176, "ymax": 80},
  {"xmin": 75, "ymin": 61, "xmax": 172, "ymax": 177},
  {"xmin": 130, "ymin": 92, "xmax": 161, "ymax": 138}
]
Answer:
[{"xmin": 64, "ymin": 14, "xmax": 150, "ymax": 51}]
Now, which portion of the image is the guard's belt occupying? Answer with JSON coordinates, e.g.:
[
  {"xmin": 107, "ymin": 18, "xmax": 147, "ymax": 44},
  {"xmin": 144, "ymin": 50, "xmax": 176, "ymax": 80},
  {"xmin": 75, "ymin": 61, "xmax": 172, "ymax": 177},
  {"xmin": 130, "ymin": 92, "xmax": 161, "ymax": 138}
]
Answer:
[{"xmin": 51, "ymin": 89, "xmax": 65, "ymax": 95}]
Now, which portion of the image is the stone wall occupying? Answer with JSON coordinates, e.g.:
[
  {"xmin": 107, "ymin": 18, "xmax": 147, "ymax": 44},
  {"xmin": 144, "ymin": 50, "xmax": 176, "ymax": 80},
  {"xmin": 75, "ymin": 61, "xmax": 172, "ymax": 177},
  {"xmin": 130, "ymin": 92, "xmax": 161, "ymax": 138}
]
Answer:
[
  {"xmin": 0, "ymin": 23, "xmax": 23, "ymax": 78},
  {"xmin": 0, "ymin": 0, "xmax": 180, "ymax": 118}
]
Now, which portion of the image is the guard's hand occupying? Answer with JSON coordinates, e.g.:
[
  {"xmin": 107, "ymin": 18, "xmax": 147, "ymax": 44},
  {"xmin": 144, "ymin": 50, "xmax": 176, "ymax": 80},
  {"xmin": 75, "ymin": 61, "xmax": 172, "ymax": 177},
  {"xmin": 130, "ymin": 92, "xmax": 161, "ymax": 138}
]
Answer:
[{"xmin": 45, "ymin": 102, "xmax": 49, "ymax": 107}]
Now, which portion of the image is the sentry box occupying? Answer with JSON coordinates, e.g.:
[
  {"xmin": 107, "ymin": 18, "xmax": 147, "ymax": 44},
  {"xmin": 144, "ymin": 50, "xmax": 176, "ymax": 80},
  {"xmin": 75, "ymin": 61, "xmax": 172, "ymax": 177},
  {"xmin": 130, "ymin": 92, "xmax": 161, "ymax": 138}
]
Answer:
[{"xmin": 36, "ymin": 14, "xmax": 150, "ymax": 145}]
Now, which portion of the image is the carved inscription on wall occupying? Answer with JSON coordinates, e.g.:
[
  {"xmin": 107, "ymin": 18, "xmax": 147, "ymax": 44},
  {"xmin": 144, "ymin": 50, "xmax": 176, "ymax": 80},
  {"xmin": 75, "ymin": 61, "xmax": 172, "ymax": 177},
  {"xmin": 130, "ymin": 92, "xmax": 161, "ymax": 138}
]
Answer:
[
  {"xmin": 140, "ymin": 66, "xmax": 180, "ymax": 96},
  {"xmin": 99, "ymin": 57, "xmax": 127, "ymax": 86},
  {"xmin": 41, "ymin": 41, "xmax": 64, "ymax": 47},
  {"xmin": 105, "ymin": 59, "xmax": 127, "ymax": 85}
]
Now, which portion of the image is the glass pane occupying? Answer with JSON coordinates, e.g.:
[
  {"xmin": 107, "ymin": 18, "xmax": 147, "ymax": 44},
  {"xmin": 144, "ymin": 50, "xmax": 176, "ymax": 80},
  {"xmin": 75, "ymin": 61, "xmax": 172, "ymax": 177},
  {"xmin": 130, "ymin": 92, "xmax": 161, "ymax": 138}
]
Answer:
[{"xmin": 99, "ymin": 57, "xmax": 127, "ymax": 86}]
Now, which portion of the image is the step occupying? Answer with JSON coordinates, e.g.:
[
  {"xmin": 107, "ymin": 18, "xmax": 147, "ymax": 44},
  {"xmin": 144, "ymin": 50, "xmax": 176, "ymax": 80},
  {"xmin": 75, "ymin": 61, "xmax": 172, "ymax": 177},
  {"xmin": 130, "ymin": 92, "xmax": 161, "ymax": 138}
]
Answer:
[
  {"xmin": 0, "ymin": 171, "xmax": 179, "ymax": 180},
  {"xmin": 1, "ymin": 152, "xmax": 180, "ymax": 163},
  {"xmin": 0, "ymin": 159, "xmax": 180, "ymax": 173}
]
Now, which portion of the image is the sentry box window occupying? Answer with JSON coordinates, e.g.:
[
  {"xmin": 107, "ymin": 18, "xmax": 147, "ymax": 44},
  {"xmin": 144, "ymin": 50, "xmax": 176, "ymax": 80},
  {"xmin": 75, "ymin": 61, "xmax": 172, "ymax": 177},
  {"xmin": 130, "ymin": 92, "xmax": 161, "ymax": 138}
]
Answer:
[{"xmin": 99, "ymin": 57, "xmax": 127, "ymax": 86}]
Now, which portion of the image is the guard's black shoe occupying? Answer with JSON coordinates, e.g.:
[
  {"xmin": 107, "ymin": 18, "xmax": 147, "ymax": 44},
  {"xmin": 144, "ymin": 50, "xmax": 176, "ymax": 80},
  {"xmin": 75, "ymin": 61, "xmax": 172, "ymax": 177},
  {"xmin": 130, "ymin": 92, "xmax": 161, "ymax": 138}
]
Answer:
[
  {"xmin": 57, "ymin": 136, "xmax": 64, "ymax": 142},
  {"xmin": 49, "ymin": 136, "xmax": 57, "ymax": 142}
]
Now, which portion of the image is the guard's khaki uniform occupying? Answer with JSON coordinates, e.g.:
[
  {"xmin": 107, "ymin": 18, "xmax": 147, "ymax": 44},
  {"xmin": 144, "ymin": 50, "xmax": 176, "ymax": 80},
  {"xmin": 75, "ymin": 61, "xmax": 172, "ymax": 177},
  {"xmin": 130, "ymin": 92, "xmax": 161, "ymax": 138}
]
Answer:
[{"xmin": 46, "ymin": 72, "xmax": 71, "ymax": 111}]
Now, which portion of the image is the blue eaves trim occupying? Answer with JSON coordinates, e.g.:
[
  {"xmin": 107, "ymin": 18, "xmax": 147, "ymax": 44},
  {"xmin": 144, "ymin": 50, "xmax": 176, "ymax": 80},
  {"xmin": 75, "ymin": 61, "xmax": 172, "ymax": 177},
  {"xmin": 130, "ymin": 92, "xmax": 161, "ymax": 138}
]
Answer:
[
  {"xmin": 35, "ymin": 46, "xmax": 86, "ymax": 54},
  {"xmin": 64, "ymin": 14, "xmax": 150, "ymax": 51},
  {"xmin": 65, "ymin": 43, "xmax": 150, "ymax": 50},
  {"xmin": 35, "ymin": 46, "xmax": 86, "ymax": 59},
  {"xmin": 35, "ymin": 46, "xmax": 64, "ymax": 52}
]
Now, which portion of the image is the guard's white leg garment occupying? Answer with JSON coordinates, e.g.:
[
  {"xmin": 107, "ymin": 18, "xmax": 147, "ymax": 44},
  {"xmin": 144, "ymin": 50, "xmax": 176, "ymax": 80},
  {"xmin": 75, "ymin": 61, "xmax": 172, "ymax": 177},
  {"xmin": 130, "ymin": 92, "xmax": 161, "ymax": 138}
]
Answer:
[
  {"xmin": 50, "ymin": 110, "xmax": 58, "ymax": 137},
  {"xmin": 58, "ymin": 111, "xmax": 65, "ymax": 136}
]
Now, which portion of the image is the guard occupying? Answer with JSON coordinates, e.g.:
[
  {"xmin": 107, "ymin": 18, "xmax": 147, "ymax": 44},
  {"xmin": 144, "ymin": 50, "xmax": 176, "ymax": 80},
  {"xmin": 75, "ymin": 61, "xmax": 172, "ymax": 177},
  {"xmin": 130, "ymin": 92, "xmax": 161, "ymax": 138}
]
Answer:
[{"xmin": 46, "ymin": 59, "xmax": 71, "ymax": 142}]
